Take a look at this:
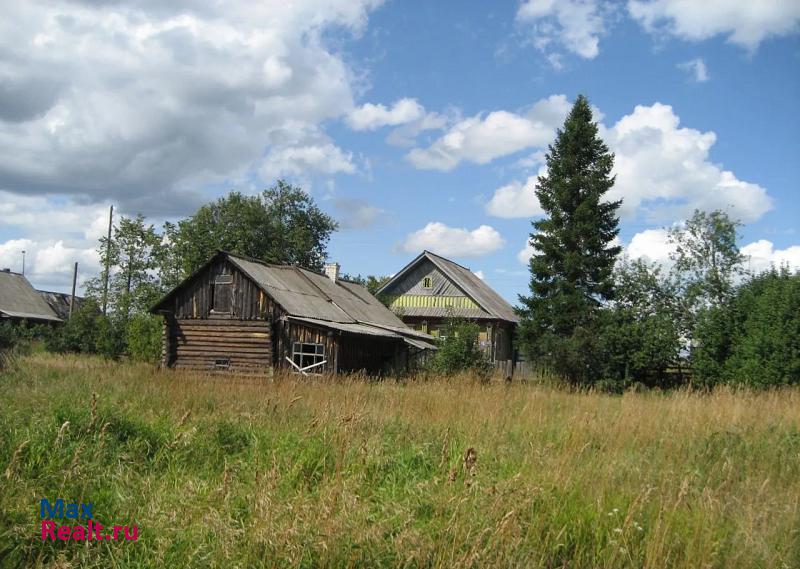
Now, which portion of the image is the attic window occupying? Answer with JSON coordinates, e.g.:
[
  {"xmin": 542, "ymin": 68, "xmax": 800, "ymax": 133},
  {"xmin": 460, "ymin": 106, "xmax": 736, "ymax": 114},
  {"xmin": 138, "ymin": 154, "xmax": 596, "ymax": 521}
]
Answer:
[
  {"xmin": 212, "ymin": 274, "xmax": 233, "ymax": 313},
  {"xmin": 422, "ymin": 276, "xmax": 432, "ymax": 288}
]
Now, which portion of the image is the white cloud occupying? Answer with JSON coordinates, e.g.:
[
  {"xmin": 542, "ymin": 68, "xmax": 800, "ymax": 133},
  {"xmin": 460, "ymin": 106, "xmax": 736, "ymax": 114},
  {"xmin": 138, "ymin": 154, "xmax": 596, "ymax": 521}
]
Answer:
[
  {"xmin": 0, "ymin": 192, "xmax": 120, "ymax": 292},
  {"xmin": 517, "ymin": 240, "xmax": 536, "ymax": 265},
  {"xmin": 628, "ymin": 0, "xmax": 800, "ymax": 50},
  {"xmin": 625, "ymin": 228, "xmax": 675, "ymax": 264},
  {"xmin": 0, "ymin": 1, "xmax": 383, "ymax": 213},
  {"xmin": 625, "ymin": 229, "xmax": 800, "ymax": 275},
  {"xmin": 604, "ymin": 103, "xmax": 771, "ymax": 223},
  {"xmin": 0, "ymin": 238, "xmax": 100, "ymax": 292},
  {"xmin": 401, "ymin": 223, "xmax": 505, "ymax": 257},
  {"xmin": 485, "ymin": 172, "xmax": 545, "ymax": 218},
  {"xmin": 677, "ymin": 58, "xmax": 709, "ymax": 82},
  {"xmin": 385, "ymin": 112, "xmax": 449, "ymax": 147},
  {"xmin": 517, "ymin": 0, "xmax": 613, "ymax": 60},
  {"xmin": 473, "ymin": 270, "xmax": 485, "ymax": 280},
  {"xmin": 260, "ymin": 140, "xmax": 356, "ymax": 179},
  {"xmin": 486, "ymin": 100, "xmax": 771, "ymax": 224},
  {"xmin": 334, "ymin": 198, "xmax": 384, "ymax": 229},
  {"xmin": 346, "ymin": 98, "xmax": 425, "ymax": 131},
  {"xmin": 741, "ymin": 240, "xmax": 800, "ymax": 273},
  {"xmin": 407, "ymin": 95, "xmax": 570, "ymax": 171}
]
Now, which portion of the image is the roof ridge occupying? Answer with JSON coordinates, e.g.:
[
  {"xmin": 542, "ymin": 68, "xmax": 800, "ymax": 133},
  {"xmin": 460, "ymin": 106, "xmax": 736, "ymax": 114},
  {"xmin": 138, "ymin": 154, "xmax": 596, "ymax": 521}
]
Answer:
[{"xmin": 423, "ymin": 250, "xmax": 472, "ymax": 272}]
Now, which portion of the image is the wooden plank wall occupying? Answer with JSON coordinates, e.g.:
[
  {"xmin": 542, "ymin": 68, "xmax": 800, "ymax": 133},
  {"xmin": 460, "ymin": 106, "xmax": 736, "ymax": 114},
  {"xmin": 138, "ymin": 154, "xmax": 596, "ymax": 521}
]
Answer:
[
  {"xmin": 169, "ymin": 258, "xmax": 274, "ymax": 321},
  {"xmin": 276, "ymin": 321, "xmax": 336, "ymax": 374},
  {"xmin": 337, "ymin": 335, "xmax": 401, "ymax": 374}
]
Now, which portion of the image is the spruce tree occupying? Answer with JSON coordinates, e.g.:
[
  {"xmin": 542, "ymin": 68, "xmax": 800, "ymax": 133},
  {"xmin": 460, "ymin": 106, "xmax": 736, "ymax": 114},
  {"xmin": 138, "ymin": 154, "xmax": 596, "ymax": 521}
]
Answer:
[{"xmin": 518, "ymin": 94, "xmax": 622, "ymax": 383}]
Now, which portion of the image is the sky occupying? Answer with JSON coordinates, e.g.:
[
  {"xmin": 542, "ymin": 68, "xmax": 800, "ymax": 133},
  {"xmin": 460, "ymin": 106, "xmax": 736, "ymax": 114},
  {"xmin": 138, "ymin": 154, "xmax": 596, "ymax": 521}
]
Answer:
[{"xmin": 0, "ymin": 0, "xmax": 799, "ymax": 303}]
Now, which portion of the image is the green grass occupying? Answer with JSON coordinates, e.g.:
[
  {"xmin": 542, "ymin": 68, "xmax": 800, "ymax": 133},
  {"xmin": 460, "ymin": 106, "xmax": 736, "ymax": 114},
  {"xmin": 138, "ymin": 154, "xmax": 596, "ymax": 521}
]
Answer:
[{"xmin": 1, "ymin": 354, "xmax": 799, "ymax": 568}]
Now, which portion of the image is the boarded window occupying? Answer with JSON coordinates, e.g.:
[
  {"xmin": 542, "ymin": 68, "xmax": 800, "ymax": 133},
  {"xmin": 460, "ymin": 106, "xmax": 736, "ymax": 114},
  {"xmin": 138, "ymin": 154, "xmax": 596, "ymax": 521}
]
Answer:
[
  {"xmin": 213, "ymin": 274, "xmax": 233, "ymax": 313},
  {"xmin": 422, "ymin": 276, "xmax": 432, "ymax": 288},
  {"xmin": 292, "ymin": 342, "xmax": 325, "ymax": 373}
]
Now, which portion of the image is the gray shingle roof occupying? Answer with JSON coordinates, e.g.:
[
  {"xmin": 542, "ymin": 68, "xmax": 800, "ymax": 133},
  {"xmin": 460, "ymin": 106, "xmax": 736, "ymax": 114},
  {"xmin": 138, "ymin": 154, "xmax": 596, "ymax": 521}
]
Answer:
[
  {"xmin": 228, "ymin": 255, "xmax": 409, "ymax": 328},
  {"xmin": 153, "ymin": 252, "xmax": 435, "ymax": 345},
  {"xmin": 378, "ymin": 251, "xmax": 519, "ymax": 323},
  {"xmin": 0, "ymin": 271, "xmax": 62, "ymax": 322}
]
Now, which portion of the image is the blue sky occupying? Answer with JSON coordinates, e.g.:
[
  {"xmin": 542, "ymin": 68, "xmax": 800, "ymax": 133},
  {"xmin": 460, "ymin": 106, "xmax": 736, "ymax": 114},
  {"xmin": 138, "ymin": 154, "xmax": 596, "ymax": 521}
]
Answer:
[{"xmin": 1, "ymin": 0, "xmax": 798, "ymax": 300}]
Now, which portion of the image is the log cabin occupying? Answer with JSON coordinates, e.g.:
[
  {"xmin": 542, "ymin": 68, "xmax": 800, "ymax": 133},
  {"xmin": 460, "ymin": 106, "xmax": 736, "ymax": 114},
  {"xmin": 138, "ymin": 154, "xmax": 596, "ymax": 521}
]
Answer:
[
  {"xmin": 150, "ymin": 251, "xmax": 436, "ymax": 375},
  {"xmin": 376, "ymin": 250, "xmax": 519, "ymax": 365}
]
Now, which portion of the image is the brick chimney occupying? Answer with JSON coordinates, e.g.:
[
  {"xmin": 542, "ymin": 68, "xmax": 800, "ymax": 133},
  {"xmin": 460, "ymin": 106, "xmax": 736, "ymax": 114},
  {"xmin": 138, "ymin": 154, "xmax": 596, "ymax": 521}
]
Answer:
[{"xmin": 324, "ymin": 262, "xmax": 340, "ymax": 283}]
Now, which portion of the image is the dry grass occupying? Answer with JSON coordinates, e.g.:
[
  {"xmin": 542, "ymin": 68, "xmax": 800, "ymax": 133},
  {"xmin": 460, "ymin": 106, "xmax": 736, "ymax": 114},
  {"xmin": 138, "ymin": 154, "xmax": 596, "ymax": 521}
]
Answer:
[{"xmin": 1, "ymin": 353, "xmax": 799, "ymax": 568}]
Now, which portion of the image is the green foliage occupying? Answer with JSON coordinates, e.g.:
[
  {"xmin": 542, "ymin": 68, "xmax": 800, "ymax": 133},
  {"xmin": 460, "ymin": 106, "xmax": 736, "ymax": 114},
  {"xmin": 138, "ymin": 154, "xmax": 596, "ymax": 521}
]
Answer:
[
  {"xmin": 427, "ymin": 318, "xmax": 491, "ymax": 378},
  {"xmin": 45, "ymin": 299, "xmax": 124, "ymax": 358},
  {"xmin": 125, "ymin": 313, "xmax": 163, "ymax": 363},
  {"xmin": 598, "ymin": 258, "xmax": 683, "ymax": 390},
  {"xmin": 668, "ymin": 210, "xmax": 745, "ymax": 335},
  {"xmin": 85, "ymin": 214, "xmax": 164, "ymax": 319},
  {"xmin": 163, "ymin": 180, "xmax": 338, "ymax": 282},
  {"xmin": 518, "ymin": 94, "xmax": 622, "ymax": 384},
  {"xmin": 693, "ymin": 268, "xmax": 800, "ymax": 387}
]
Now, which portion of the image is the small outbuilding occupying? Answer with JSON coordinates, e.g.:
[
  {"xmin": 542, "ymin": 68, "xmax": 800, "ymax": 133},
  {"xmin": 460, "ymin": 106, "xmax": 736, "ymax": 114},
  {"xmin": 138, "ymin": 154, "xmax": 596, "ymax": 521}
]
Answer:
[
  {"xmin": 0, "ymin": 269, "xmax": 62, "ymax": 324},
  {"xmin": 150, "ymin": 251, "xmax": 436, "ymax": 375}
]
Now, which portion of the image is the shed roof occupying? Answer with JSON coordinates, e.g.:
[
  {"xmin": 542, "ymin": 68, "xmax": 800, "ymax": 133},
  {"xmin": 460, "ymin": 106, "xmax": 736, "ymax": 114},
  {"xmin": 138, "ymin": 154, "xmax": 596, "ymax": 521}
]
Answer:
[
  {"xmin": 288, "ymin": 317, "xmax": 438, "ymax": 350},
  {"xmin": 0, "ymin": 270, "xmax": 62, "ymax": 322},
  {"xmin": 377, "ymin": 251, "xmax": 519, "ymax": 323}
]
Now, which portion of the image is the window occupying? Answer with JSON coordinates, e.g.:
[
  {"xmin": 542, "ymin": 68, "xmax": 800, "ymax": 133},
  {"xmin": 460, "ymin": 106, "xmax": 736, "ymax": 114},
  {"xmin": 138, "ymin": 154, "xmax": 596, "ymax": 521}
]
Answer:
[
  {"xmin": 215, "ymin": 358, "xmax": 230, "ymax": 370},
  {"xmin": 212, "ymin": 274, "xmax": 233, "ymax": 313},
  {"xmin": 292, "ymin": 342, "xmax": 325, "ymax": 373},
  {"xmin": 422, "ymin": 276, "xmax": 432, "ymax": 288}
]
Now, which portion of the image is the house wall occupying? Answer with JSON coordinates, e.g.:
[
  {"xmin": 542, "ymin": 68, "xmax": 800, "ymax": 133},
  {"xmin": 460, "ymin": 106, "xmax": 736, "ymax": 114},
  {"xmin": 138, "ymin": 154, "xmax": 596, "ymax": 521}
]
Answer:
[
  {"xmin": 401, "ymin": 316, "xmax": 514, "ymax": 362},
  {"xmin": 160, "ymin": 257, "xmax": 275, "ymax": 374},
  {"xmin": 381, "ymin": 258, "xmax": 465, "ymax": 298},
  {"xmin": 164, "ymin": 317, "xmax": 272, "ymax": 373},
  {"xmin": 274, "ymin": 319, "xmax": 405, "ymax": 376}
]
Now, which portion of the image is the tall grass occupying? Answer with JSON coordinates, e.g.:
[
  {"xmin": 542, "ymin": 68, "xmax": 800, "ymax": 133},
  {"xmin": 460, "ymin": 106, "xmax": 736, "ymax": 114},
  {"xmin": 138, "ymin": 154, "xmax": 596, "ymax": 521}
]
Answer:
[{"xmin": 1, "ymin": 354, "xmax": 799, "ymax": 568}]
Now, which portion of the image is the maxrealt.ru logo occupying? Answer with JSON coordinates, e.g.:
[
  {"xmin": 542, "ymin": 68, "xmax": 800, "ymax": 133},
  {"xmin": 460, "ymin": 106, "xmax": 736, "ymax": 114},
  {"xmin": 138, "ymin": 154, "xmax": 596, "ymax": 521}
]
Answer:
[{"xmin": 40, "ymin": 499, "xmax": 138, "ymax": 542}]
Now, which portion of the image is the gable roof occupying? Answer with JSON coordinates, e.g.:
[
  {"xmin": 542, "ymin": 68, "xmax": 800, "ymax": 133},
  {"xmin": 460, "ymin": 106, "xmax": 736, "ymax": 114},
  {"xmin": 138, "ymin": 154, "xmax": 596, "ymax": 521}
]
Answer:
[
  {"xmin": 151, "ymin": 251, "xmax": 434, "ymax": 342},
  {"xmin": 377, "ymin": 250, "xmax": 519, "ymax": 323},
  {"xmin": 0, "ymin": 270, "xmax": 62, "ymax": 322}
]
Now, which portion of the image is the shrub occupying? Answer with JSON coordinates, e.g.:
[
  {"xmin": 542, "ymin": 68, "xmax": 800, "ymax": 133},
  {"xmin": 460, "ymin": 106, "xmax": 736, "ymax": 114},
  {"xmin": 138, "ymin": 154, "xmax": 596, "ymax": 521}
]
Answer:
[
  {"xmin": 692, "ymin": 268, "xmax": 800, "ymax": 387},
  {"xmin": 427, "ymin": 318, "xmax": 491, "ymax": 379},
  {"xmin": 126, "ymin": 314, "xmax": 163, "ymax": 363},
  {"xmin": 45, "ymin": 299, "xmax": 125, "ymax": 358}
]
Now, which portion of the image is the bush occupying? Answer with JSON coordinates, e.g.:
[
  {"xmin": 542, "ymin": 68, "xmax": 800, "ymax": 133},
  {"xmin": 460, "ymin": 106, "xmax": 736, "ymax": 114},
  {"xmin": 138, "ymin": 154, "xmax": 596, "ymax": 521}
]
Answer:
[
  {"xmin": 597, "ymin": 259, "xmax": 683, "ymax": 390},
  {"xmin": 126, "ymin": 314, "xmax": 163, "ymax": 363},
  {"xmin": 427, "ymin": 319, "xmax": 491, "ymax": 379},
  {"xmin": 693, "ymin": 268, "xmax": 800, "ymax": 387},
  {"xmin": 45, "ymin": 299, "xmax": 125, "ymax": 358}
]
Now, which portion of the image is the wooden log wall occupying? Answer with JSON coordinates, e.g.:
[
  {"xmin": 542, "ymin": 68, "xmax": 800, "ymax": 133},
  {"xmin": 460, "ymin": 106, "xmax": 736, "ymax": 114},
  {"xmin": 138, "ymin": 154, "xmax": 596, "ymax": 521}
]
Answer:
[{"xmin": 168, "ymin": 319, "xmax": 272, "ymax": 374}]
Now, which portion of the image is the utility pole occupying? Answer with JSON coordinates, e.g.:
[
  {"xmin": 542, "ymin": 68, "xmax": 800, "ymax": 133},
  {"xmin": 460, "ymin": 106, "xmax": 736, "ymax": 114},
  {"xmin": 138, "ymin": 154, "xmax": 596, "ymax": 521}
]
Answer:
[
  {"xmin": 69, "ymin": 262, "xmax": 78, "ymax": 319},
  {"xmin": 21, "ymin": 250, "xmax": 25, "ymax": 275},
  {"xmin": 101, "ymin": 205, "xmax": 113, "ymax": 315}
]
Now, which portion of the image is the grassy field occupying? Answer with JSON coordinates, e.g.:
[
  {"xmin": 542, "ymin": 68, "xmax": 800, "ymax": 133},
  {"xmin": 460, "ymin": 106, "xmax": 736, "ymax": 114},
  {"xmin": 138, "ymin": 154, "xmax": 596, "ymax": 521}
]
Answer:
[{"xmin": 1, "ymin": 354, "xmax": 799, "ymax": 568}]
